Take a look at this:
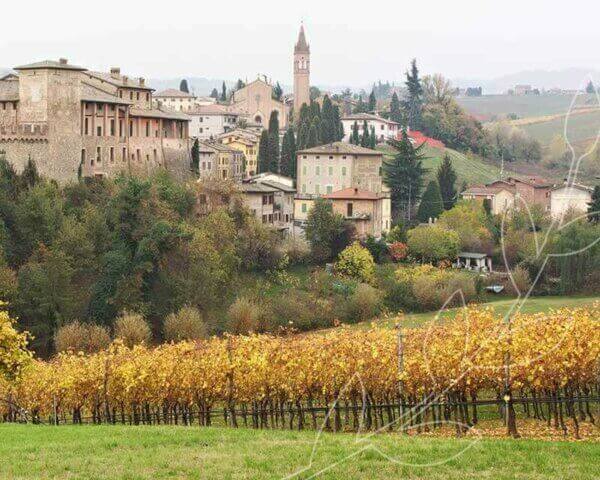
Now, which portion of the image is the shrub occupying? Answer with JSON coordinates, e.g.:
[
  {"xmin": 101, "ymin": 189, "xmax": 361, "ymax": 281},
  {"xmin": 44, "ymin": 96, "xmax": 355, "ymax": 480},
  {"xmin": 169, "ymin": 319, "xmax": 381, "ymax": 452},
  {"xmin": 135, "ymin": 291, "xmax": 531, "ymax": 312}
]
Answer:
[
  {"xmin": 441, "ymin": 272, "xmax": 478, "ymax": 307},
  {"xmin": 267, "ymin": 290, "xmax": 324, "ymax": 332},
  {"xmin": 412, "ymin": 275, "xmax": 441, "ymax": 311},
  {"xmin": 54, "ymin": 322, "xmax": 110, "ymax": 353},
  {"xmin": 386, "ymin": 224, "xmax": 406, "ymax": 243},
  {"xmin": 389, "ymin": 242, "xmax": 408, "ymax": 262},
  {"xmin": 282, "ymin": 237, "xmax": 311, "ymax": 266},
  {"xmin": 507, "ymin": 265, "xmax": 532, "ymax": 296},
  {"xmin": 407, "ymin": 225, "xmax": 460, "ymax": 263},
  {"xmin": 227, "ymin": 297, "xmax": 262, "ymax": 334},
  {"xmin": 334, "ymin": 242, "xmax": 375, "ymax": 283},
  {"xmin": 163, "ymin": 306, "xmax": 207, "ymax": 342},
  {"xmin": 343, "ymin": 283, "xmax": 382, "ymax": 323},
  {"xmin": 363, "ymin": 235, "xmax": 388, "ymax": 263},
  {"xmin": 114, "ymin": 311, "xmax": 152, "ymax": 348}
]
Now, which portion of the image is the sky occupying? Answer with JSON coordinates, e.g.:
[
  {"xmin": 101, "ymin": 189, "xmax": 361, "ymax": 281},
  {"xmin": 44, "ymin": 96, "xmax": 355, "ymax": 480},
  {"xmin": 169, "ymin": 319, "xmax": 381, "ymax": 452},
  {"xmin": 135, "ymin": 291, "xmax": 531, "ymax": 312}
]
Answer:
[{"xmin": 1, "ymin": 0, "xmax": 599, "ymax": 88}]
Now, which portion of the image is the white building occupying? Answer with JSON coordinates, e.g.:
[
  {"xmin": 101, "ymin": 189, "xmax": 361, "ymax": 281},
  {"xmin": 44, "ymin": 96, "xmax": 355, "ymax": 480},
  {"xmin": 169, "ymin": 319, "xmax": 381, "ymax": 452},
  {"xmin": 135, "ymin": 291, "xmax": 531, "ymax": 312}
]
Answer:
[
  {"xmin": 154, "ymin": 89, "xmax": 217, "ymax": 112},
  {"xmin": 341, "ymin": 113, "xmax": 401, "ymax": 143},
  {"xmin": 247, "ymin": 173, "xmax": 296, "ymax": 233},
  {"xmin": 550, "ymin": 183, "xmax": 593, "ymax": 219},
  {"xmin": 188, "ymin": 104, "xmax": 245, "ymax": 140}
]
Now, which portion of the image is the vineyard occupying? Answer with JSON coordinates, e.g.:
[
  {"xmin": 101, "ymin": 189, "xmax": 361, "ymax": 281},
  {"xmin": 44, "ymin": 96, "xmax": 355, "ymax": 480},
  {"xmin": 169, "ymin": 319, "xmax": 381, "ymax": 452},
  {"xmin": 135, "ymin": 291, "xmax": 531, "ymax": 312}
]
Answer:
[{"xmin": 1, "ymin": 306, "xmax": 599, "ymax": 438}]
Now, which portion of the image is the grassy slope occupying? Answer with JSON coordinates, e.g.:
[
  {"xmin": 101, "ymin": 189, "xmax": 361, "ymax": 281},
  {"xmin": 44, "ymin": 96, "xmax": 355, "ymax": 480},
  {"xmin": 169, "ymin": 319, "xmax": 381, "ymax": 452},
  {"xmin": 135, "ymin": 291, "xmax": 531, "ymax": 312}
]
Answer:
[
  {"xmin": 520, "ymin": 109, "xmax": 600, "ymax": 146},
  {"xmin": 1, "ymin": 424, "xmax": 598, "ymax": 480},
  {"xmin": 366, "ymin": 295, "xmax": 600, "ymax": 330},
  {"xmin": 378, "ymin": 144, "xmax": 507, "ymax": 187}
]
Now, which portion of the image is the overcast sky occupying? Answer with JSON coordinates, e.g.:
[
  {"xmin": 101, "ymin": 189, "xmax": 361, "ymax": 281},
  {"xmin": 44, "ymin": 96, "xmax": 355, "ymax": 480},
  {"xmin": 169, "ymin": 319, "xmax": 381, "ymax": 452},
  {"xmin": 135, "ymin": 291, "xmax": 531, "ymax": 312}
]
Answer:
[{"xmin": 2, "ymin": 0, "xmax": 599, "ymax": 87}]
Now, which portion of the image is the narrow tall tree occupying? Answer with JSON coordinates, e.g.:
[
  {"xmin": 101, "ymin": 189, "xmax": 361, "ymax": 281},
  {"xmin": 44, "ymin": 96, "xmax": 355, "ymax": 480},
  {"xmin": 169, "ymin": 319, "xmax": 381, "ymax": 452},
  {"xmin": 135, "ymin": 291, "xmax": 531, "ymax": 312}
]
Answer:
[
  {"xmin": 368, "ymin": 89, "xmax": 377, "ymax": 112},
  {"xmin": 257, "ymin": 130, "xmax": 270, "ymax": 173},
  {"xmin": 191, "ymin": 139, "xmax": 200, "ymax": 174},
  {"xmin": 273, "ymin": 82, "xmax": 283, "ymax": 101},
  {"xmin": 436, "ymin": 154, "xmax": 458, "ymax": 210},
  {"xmin": 405, "ymin": 59, "xmax": 424, "ymax": 130},
  {"xmin": 220, "ymin": 81, "xmax": 227, "ymax": 102},
  {"xmin": 210, "ymin": 88, "xmax": 219, "ymax": 99},
  {"xmin": 321, "ymin": 95, "xmax": 336, "ymax": 143},
  {"xmin": 351, "ymin": 121, "xmax": 360, "ymax": 145},
  {"xmin": 390, "ymin": 92, "xmax": 403, "ymax": 123},
  {"xmin": 332, "ymin": 105, "xmax": 344, "ymax": 141},
  {"xmin": 280, "ymin": 129, "xmax": 297, "ymax": 178},
  {"xmin": 360, "ymin": 120, "xmax": 370, "ymax": 147},
  {"xmin": 369, "ymin": 126, "xmax": 376, "ymax": 149},
  {"xmin": 179, "ymin": 79, "xmax": 189, "ymax": 93},
  {"xmin": 267, "ymin": 111, "xmax": 280, "ymax": 172},
  {"xmin": 307, "ymin": 119, "xmax": 320, "ymax": 148}
]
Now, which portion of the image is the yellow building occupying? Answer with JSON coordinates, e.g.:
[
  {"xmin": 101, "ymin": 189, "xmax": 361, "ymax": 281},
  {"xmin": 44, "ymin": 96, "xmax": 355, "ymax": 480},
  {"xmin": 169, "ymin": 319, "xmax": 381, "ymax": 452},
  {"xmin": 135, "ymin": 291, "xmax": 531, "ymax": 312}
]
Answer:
[{"xmin": 219, "ymin": 129, "xmax": 260, "ymax": 176}]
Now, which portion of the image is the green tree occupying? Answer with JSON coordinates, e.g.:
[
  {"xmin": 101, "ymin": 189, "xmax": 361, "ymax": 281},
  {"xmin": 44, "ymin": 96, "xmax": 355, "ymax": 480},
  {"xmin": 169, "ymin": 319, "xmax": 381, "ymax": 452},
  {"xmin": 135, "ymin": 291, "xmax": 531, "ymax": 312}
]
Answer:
[
  {"xmin": 351, "ymin": 121, "xmax": 360, "ymax": 145},
  {"xmin": 267, "ymin": 110, "xmax": 280, "ymax": 172},
  {"xmin": 586, "ymin": 80, "xmax": 596, "ymax": 94},
  {"xmin": 220, "ymin": 81, "xmax": 227, "ymax": 102},
  {"xmin": 390, "ymin": 92, "xmax": 403, "ymax": 123},
  {"xmin": 360, "ymin": 120, "xmax": 370, "ymax": 147},
  {"xmin": 257, "ymin": 130, "xmax": 270, "ymax": 173},
  {"xmin": 368, "ymin": 89, "xmax": 377, "ymax": 112},
  {"xmin": 280, "ymin": 129, "xmax": 297, "ymax": 178},
  {"xmin": 404, "ymin": 59, "xmax": 424, "ymax": 130},
  {"xmin": 273, "ymin": 82, "xmax": 283, "ymax": 101},
  {"xmin": 333, "ymin": 105, "xmax": 344, "ymax": 141},
  {"xmin": 369, "ymin": 126, "xmax": 376, "ymax": 148},
  {"xmin": 179, "ymin": 79, "xmax": 189, "ymax": 93},
  {"xmin": 305, "ymin": 198, "xmax": 355, "ymax": 262},
  {"xmin": 436, "ymin": 154, "xmax": 457, "ymax": 210},
  {"xmin": 407, "ymin": 224, "xmax": 460, "ymax": 263},
  {"xmin": 320, "ymin": 95, "xmax": 336, "ymax": 143},
  {"xmin": 335, "ymin": 242, "xmax": 375, "ymax": 283},
  {"xmin": 21, "ymin": 157, "xmax": 40, "ymax": 190},
  {"xmin": 416, "ymin": 180, "xmax": 444, "ymax": 223},
  {"xmin": 191, "ymin": 138, "xmax": 200, "ymax": 174},
  {"xmin": 210, "ymin": 88, "xmax": 219, "ymax": 99},
  {"xmin": 588, "ymin": 185, "xmax": 600, "ymax": 223},
  {"xmin": 235, "ymin": 79, "xmax": 245, "ymax": 90},
  {"xmin": 383, "ymin": 131, "xmax": 427, "ymax": 221},
  {"xmin": 307, "ymin": 119, "xmax": 320, "ymax": 148}
]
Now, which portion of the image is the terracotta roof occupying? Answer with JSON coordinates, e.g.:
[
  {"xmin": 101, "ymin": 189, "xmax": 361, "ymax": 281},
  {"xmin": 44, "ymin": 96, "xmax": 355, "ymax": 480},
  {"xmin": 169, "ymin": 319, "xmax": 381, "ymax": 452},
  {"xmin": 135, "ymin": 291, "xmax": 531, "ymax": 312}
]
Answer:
[
  {"xmin": 0, "ymin": 81, "xmax": 19, "ymax": 101},
  {"xmin": 155, "ymin": 88, "xmax": 195, "ymax": 98},
  {"xmin": 297, "ymin": 142, "xmax": 382, "ymax": 156},
  {"xmin": 507, "ymin": 176, "xmax": 554, "ymax": 188},
  {"xmin": 14, "ymin": 59, "xmax": 86, "ymax": 71},
  {"xmin": 86, "ymin": 71, "xmax": 153, "ymax": 91},
  {"xmin": 81, "ymin": 82, "xmax": 132, "ymax": 105},
  {"xmin": 129, "ymin": 107, "xmax": 190, "ymax": 121},
  {"xmin": 323, "ymin": 188, "xmax": 380, "ymax": 200},
  {"xmin": 342, "ymin": 113, "xmax": 400, "ymax": 125}
]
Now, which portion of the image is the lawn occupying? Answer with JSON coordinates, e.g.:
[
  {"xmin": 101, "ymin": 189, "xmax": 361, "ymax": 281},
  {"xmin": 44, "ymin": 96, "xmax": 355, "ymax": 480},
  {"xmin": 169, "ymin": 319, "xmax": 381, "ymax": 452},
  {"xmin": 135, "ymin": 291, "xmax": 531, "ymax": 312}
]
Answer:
[
  {"xmin": 363, "ymin": 295, "xmax": 600, "ymax": 329},
  {"xmin": 0, "ymin": 424, "xmax": 598, "ymax": 480},
  {"xmin": 520, "ymin": 108, "xmax": 600, "ymax": 146}
]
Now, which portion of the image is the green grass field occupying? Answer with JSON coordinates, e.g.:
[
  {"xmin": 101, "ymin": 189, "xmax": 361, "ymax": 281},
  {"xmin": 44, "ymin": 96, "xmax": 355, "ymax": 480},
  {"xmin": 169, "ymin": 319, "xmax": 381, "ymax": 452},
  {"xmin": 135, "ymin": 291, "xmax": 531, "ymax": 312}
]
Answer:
[
  {"xmin": 1, "ymin": 424, "xmax": 598, "ymax": 480},
  {"xmin": 457, "ymin": 94, "xmax": 596, "ymax": 122},
  {"xmin": 520, "ymin": 109, "xmax": 600, "ymax": 146},
  {"xmin": 361, "ymin": 295, "xmax": 600, "ymax": 329}
]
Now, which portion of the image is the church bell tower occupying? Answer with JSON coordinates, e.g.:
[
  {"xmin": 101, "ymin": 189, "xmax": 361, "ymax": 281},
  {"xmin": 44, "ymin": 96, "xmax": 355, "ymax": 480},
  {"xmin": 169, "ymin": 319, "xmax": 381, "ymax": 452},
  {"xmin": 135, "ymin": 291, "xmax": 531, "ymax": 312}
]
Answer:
[{"xmin": 293, "ymin": 23, "xmax": 310, "ymax": 119}]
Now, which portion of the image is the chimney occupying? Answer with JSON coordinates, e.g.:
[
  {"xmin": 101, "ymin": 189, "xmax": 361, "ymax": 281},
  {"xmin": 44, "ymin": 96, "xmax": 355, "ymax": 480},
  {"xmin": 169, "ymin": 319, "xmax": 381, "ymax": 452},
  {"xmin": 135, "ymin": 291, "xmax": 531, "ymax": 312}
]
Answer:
[
  {"xmin": 110, "ymin": 67, "xmax": 120, "ymax": 79},
  {"xmin": 59, "ymin": 58, "xmax": 68, "ymax": 65},
  {"xmin": 139, "ymin": 77, "xmax": 145, "ymax": 87}
]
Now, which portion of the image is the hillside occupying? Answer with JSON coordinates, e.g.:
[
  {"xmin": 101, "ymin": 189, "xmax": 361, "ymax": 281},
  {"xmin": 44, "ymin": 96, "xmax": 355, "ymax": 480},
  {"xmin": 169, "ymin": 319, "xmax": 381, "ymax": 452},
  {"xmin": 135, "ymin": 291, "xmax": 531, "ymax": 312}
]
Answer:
[{"xmin": 378, "ymin": 144, "xmax": 506, "ymax": 187}]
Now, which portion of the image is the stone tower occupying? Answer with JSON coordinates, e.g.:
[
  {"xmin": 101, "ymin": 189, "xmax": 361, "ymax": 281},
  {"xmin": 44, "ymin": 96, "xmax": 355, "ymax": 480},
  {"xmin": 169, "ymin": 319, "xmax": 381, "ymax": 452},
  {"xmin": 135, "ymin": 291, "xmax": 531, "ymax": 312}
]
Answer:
[{"xmin": 293, "ymin": 24, "xmax": 310, "ymax": 119}]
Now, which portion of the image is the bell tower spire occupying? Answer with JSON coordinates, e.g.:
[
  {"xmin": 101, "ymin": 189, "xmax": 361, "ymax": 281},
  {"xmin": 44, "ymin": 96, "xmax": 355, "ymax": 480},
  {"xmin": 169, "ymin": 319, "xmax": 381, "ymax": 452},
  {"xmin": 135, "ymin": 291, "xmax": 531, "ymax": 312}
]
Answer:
[{"xmin": 293, "ymin": 23, "xmax": 311, "ymax": 119}]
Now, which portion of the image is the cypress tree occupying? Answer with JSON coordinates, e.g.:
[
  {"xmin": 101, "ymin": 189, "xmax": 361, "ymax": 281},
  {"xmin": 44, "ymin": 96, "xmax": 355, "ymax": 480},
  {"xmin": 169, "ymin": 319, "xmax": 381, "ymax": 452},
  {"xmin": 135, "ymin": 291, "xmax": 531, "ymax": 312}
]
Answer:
[
  {"xmin": 416, "ymin": 180, "xmax": 444, "ymax": 223},
  {"xmin": 321, "ymin": 95, "xmax": 335, "ymax": 143},
  {"xmin": 191, "ymin": 139, "xmax": 200, "ymax": 174},
  {"xmin": 257, "ymin": 130, "xmax": 270, "ymax": 173},
  {"xmin": 220, "ymin": 81, "xmax": 227, "ymax": 102},
  {"xmin": 179, "ymin": 79, "xmax": 189, "ymax": 93},
  {"xmin": 267, "ymin": 111, "xmax": 280, "ymax": 172},
  {"xmin": 310, "ymin": 101, "xmax": 321, "ymax": 121},
  {"xmin": 369, "ymin": 126, "xmax": 376, "ymax": 149},
  {"xmin": 351, "ymin": 121, "xmax": 360, "ymax": 145},
  {"xmin": 354, "ymin": 95, "xmax": 366, "ymax": 113},
  {"xmin": 436, "ymin": 154, "xmax": 458, "ymax": 210},
  {"xmin": 273, "ymin": 82, "xmax": 283, "ymax": 101},
  {"xmin": 333, "ymin": 105, "xmax": 344, "ymax": 141},
  {"xmin": 210, "ymin": 88, "xmax": 219, "ymax": 99},
  {"xmin": 588, "ymin": 185, "xmax": 600, "ymax": 223},
  {"xmin": 390, "ymin": 92, "xmax": 402, "ymax": 123},
  {"xmin": 280, "ymin": 129, "xmax": 297, "ymax": 178},
  {"xmin": 368, "ymin": 89, "xmax": 377, "ymax": 112},
  {"xmin": 360, "ymin": 120, "xmax": 370, "ymax": 147},
  {"xmin": 307, "ymin": 119, "xmax": 320, "ymax": 148}
]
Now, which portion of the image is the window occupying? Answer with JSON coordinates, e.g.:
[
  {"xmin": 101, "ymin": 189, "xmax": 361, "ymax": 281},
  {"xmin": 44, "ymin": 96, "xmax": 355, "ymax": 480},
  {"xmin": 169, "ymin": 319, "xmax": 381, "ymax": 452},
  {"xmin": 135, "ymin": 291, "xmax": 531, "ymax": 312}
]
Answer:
[
  {"xmin": 110, "ymin": 147, "xmax": 114, "ymax": 162},
  {"xmin": 81, "ymin": 149, "xmax": 86, "ymax": 165},
  {"xmin": 146, "ymin": 154, "xmax": 150, "ymax": 163},
  {"xmin": 302, "ymin": 165, "xmax": 307, "ymax": 175},
  {"xmin": 122, "ymin": 147, "xmax": 127, "ymax": 162},
  {"xmin": 342, "ymin": 166, "xmax": 347, "ymax": 176},
  {"xmin": 301, "ymin": 203, "xmax": 307, "ymax": 213},
  {"xmin": 136, "ymin": 149, "xmax": 141, "ymax": 162},
  {"xmin": 329, "ymin": 156, "xmax": 333, "ymax": 159},
  {"xmin": 153, "ymin": 149, "xmax": 157, "ymax": 163},
  {"xmin": 119, "ymin": 120, "xmax": 124, "ymax": 137},
  {"xmin": 302, "ymin": 184, "xmax": 306, "ymax": 193},
  {"xmin": 136, "ymin": 92, "xmax": 140, "ymax": 101},
  {"xmin": 145, "ymin": 122, "xmax": 150, "ymax": 137},
  {"xmin": 97, "ymin": 125, "xmax": 102, "ymax": 137},
  {"xmin": 328, "ymin": 166, "xmax": 333, "ymax": 175},
  {"xmin": 129, "ymin": 121, "xmax": 133, "ymax": 136},
  {"xmin": 110, "ymin": 119, "xmax": 115, "ymax": 136},
  {"xmin": 326, "ymin": 185, "xmax": 333, "ymax": 194},
  {"xmin": 146, "ymin": 93, "xmax": 150, "ymax": 101},
  {"xmin": 315, "ymin": 184, "xmax": 320, "ymax": 194},
  {"xmin": 262, "ymin": 195, "xmax": 268, "ymax": 205},
  {"xmin": 262, "ymin": 215, "xmax": 267, "ymax": 223},
  {"xmin": 129, "ymin": 92, "xmax": 133, "ymax": 100},
  {"xmin": 347, "ymin": 203, "xmax": 353, "ymax": 217},
  {"xmin": 315, "ymin": 166, "xmax": 320, "ymax": 175},
  {"xmin": 96, "ymin": 147, "xmax": 102, "ymax": 163},
  {"xmin": 84, "ymin": 118, "xmax": 89, "ymax": 135}
]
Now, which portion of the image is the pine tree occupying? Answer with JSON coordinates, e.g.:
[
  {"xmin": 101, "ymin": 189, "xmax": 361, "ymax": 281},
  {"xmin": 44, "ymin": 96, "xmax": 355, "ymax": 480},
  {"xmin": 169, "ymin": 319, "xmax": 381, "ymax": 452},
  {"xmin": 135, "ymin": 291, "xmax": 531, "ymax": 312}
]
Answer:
[
  {"xmin": 586, "ymin": 81, "xmax": 596, "ymax": 95},
  {"xmin": 307, "ymin": 119, "xmax": 320, "ymax": 148},
  {"xmin": 220, "ymin": 81, "xmax": 227, "ymax": 102},
  {"xmin": 191, "ymin": 139, "xmax": 200, "ymax": 174},
  {"xmin": 236, "ymin": 79, "xmax": 245, "ymax": 90},
  {"xmin": 436, "ymin": 154, "xmax": 458, "ymax": 210},
  {"xmin": 416, "ymin": 180, "xmax": 444, "ymax": 223},
  {"xmin": 320, "ymin": 95, "xmax": 336, "ymax": 143},
  {"xmin": 354, "ymin": 95, "xmax": 366, "ymax": 113},
  {"xmin": 383, "ymin": 130, "xmax": 427, "ymax": 221},
  {"xmin": 273, "ymin": 82, "xmax": 283, "ymax": 101},
  {"xmin": 257, "ymin": 130, "xmax": 270, "ymax": 173},
  {"xmin": 280, "ymin": 129, "xmax": 297, "ymax": 178},
  {"xmin": 390, "ymin": 92, "xmax": 403, "ymax": 123},
  {"xmin": 368, "ymin": 89, "xmax": 377, "ymax": 112},
  {"xmin": 360, "ymin": 120, "xmax": 370, "ymax": 147},
  {"xmin": 351, "ymin": 121, "xmax": 360, "ymax": 145},
  {"xmin": 179, "ymin": 79, "xmax": 189, "ymax": 93},
  {"xmin": 588, "ymin": 186, "xmax": 600, "ymax": 223},
  {"xmin": 405, "ymin": 59, "xmax": 424, "ymax": 130},
  {"xmin": 210, "ymin": 88, "xmax": 219, "ymax": 99}
]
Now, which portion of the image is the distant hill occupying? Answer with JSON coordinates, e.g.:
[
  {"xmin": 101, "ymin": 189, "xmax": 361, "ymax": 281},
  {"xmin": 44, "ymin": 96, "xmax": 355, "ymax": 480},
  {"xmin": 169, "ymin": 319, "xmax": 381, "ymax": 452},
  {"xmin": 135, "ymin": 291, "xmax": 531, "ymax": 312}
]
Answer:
[{"xmin": 453, "ymin": 68, "xmax": 600, "ymax": 95}]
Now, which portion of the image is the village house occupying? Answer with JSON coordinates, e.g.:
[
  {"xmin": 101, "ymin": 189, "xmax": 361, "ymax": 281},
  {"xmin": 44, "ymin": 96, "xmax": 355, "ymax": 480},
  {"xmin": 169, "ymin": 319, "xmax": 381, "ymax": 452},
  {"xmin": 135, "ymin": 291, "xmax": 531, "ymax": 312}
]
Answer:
[
  {"xmin": 0, "ymin": 59, "xmax": 191, "ymax": 182},
  {"xmin": 341, "ymin": 113, "xmax": 401, "ymax": 143},
  {"xmin": 294, "ymin": 142, "xmax": 390, "ymax": 237},
  {"xmin": 218, "ymin": 128, "xmax": 261, "ymax": 176},
  {"xmin": 196, "ymin": 140, "xmax": 244, "ymax": 181},
  {"xmin": 549, "ymin": 183, "xmax": 593, "ymax": 219},
  {"xmin": 248, "ymin": 173, "xmax": 296, "ymax": 233},
  {"xmin": 154, "ymin": 88, "xmax": 198, "ymax": 112},
  {"xmin": 188, "ymin": 104, "xmax": 244, "ymax": 140},
  {"xmin": 461, "ymin": 182, "xmax": 516, "ymax": 215}
]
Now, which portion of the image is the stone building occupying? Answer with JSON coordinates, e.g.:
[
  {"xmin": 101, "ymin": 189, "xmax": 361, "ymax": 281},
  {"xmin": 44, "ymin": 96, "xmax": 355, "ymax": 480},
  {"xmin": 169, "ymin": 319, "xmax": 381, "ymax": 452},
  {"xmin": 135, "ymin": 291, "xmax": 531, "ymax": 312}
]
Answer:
[
  {"xmin": 247, "ymin": 173, "xmax": 295, "ymax": 233},
  {"xmin": 218, "ymin": 128, "xmax": 261, "ymax": 176},
  {"xmin": 231, "ymin": 78, "xmax": 288, "ymax": 129},
  {"xmin": 188, "ymin": 104, "xmax": 244, "ymax": 140},
  {"xmin": 196, "ymin": 140, "xmax": 244, "ymax": 181},
  {"xmin": 0, "ymin": 59, "xmax": 191, "ymax": 182},
  {"xmin": 294, "ymin": 142, "xmax": 390, "ymax": 237},
  {"xmin": 293, "ymin": 24, "xmax": 311, "ymax": 117}
]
